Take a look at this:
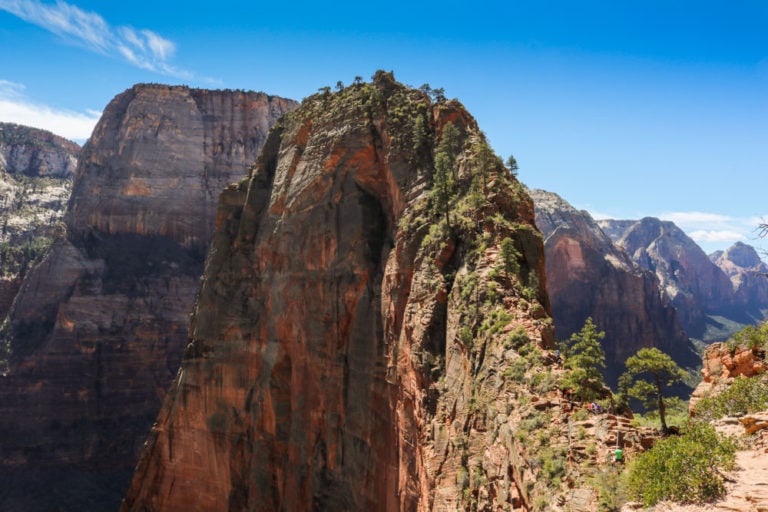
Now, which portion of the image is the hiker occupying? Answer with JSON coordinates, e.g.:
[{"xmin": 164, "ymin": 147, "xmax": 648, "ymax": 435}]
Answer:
[{"xmin": 613, "ymin": 447, "xmax": 624, "ymax": 464}]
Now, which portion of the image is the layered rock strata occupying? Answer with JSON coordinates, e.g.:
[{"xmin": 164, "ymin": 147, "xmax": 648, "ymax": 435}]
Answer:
[
  {"xmin": 599, "ymin": 217, "xmax": 741, "ymax": 339},
  {"xmin": 0, "ymin": 122, "xmax": 79, "ymax": 178},
  {"xmin": 711, "ymin": 242, "xmax": 768, "ymax": 317},
  {"xmin": 0, "ymin": 84, "xmax": 296, "ymax": 511},
  {"xmin": 122, "ymin": 73, "xmax": 567, "ymax": 511},
  {"xmin": 532, "ymin": 190, "xmax": 697, "ymax": 382},
  {"xmin": 689, "ymin": 341, "xmax": 768, "ymax": 412},
  {"xmin": 0, "ymin": 123, "xmax": 80, "ymax": 321}
]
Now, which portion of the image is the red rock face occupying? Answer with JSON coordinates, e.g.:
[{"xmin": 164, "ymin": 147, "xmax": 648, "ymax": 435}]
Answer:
[
  {"xmin": 532, "ymin": 190, "xmax": 697, "ymax": 384},
  {"xmin": 689, "ymin": 342, "xmax": 768, "ymax": 413},
  {"xmin": 0, "ymin": 85, "xmax": 296, "ymax": 511},
  {"xmin": 122, "ymin": 74, "xmax": 554, "ymax": 511}
]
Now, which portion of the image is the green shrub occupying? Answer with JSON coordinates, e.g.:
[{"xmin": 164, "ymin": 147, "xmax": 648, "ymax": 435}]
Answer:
[
  {"xmin": 694, "ymin": 374, "xmax": 768, "ymax": 421},
  {"xmin": 590, "ymin": 467, "xmax": 626, "ymax": 512},
  {"xmin": 504, "ymin": 325, "xmax": 530, "ymax": 350},
  {"xmin": 726, "ymin": 321, "xmax": 768, "ymax": 353},
  {"xmin": 536, "ymin": 445, "xmax": 567, "ymax": 487},
  {"xmin": 626, "ymin": 421, "xmax": 736, "ymax": 506},
  {"xmin": 503, "ymin": 358, "xmax": 527, "ymax": 381}
]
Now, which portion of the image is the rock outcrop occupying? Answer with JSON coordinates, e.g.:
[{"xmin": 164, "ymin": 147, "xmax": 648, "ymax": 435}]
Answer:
[
  {"xmin": 689, "ymin": 341, "xmax": 768, "ymax": 412},
  {"xmin": 711, "ymin": 242, "xmax": 768, "ymax": 318},
  {"xmin": 0, "ymin": 84, "xmax": 296, "ymax": 511},
  {"xmin": 0, "ymin": 122, "xmax": 79, "ymax": 178},
  {"xmin": 531, "ymin": 190, "xmax": 697, "ymax": 383},
  {"xmin": 121, "ymin": 73, "xmax": 572, "ymax": 511},
  {"xmin": 598, "ymin": 217, "xmax": 739, "ymax": 340},
  {"xmin": 0, "ymin": 123, "xmax": 80, "ymax": 324}
]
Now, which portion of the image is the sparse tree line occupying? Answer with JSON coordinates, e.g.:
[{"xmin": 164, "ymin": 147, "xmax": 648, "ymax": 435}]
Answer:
[{"xmin": 559, "ymin": 316, "xmax": 768, "ymax": 509}]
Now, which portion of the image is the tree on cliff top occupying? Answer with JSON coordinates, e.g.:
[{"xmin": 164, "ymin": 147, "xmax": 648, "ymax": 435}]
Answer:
[
  {"xmin": 622, "ymin": 347, "xmax": 686, "ymax": 432},
  {"xmin": 430, "ymin": 122, "xmax": 461, "ymax": 225},
  {"xmin": 561, "ymin": 317, "xmax": 607, "ymax": 402}
]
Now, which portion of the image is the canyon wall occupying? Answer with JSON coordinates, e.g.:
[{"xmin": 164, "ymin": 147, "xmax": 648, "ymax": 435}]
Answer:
[
  {"xmin": 532, "ymin": 190, "xmax": 697, "ymax": 383},
  {"xmin": 0, "ymin": 84, "xmax": 296, "ymax": 511},
  {"xmin": 122, "ymin": 73, "xmax": 565, "ymax": 511},
  {"xmin": 0, "ymin": 123, "xmax": 79, "ymax": 321},
  {"xmin": 599, "ymin": 218, "xmax": 765, "ymax": 341}
]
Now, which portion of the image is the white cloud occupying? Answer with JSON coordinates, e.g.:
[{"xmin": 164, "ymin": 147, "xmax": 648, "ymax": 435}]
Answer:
[
  {"xmin": 0, "ymin": 0, "xmax": 191, "ymax": 79},
  {"xmin": 0, "ymin": 80, "xmax": 100, "ymax": 142},
  {"xmin": 659, "ymin": 211, "xmax": 734, "ymax": 225},
  {"xmin": 688, "ymin": 230, "xmax": 746, "ymax": 243},
  {"xmin": 658, "ymin": 210, "xmax": 768, "ymax": 254}
]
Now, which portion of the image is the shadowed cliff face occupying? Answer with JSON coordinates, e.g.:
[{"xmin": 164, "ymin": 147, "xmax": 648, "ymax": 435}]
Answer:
[
  {"xmin": 531, "ymin": 190, "xmax": 697, "ymax": 383},
  {"xmin": 0, "ymin": 84, "xmax": 297, "ymax": 511},
  {"xmin": 122, "ymin": 73, "xmax": 558, "ymax": 511}
]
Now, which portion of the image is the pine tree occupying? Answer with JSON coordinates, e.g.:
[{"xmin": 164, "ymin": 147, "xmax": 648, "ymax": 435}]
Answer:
[
  {"xmin": 622, "ymin": 347, "xmax": 687, "ymax": 432},
  {"xmin": 561, "ymin": 318, "xmax": 606, "ymax": 402},
  {"xmin": 430, "ymin": 123, "xmax": 461, "ymax": 225}
]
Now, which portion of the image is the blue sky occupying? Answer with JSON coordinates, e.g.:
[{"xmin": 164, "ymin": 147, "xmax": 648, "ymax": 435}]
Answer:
[{"xmin": 1, "ymin": 0, "xmax": 767, "ymax": 255}]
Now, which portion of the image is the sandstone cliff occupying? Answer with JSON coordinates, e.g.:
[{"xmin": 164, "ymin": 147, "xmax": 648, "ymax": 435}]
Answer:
[
  {"xmin": 0, "ymin": 123, "xmax": 79, "ymax": 324},
  {"xmin": 598, "ymin": 217, "xmax": 738, "ymax": 340},
  {"xmin": 0, "ymin": 84, "xmax": 296, "ymax": 511},
  {"xmin": 120, "ymin": 73, "xmax": 589, "ymax": 511},
  {"xmin": 0, "ymin": 122, "xmax": 79, "ymax": 178},
  {"xmin": 711, "ymin": 242, "xmax": 768, "ymax": 320},
  {"xmin": 531, "ymin": 190, "xmax": 697, "ymax": 383}
]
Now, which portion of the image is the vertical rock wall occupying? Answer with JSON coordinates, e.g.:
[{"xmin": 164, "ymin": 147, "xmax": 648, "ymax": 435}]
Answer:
[
  {"xmin": 122, "ymin": 74, "xmax": 557, "ymax": 511},
  {"xmin": 0, "ymin": 84, "xmax": 296, "ymax": 511},
  {"xmin": 531, "ymin": 189, "xmax": 698, "ymax": 382}
]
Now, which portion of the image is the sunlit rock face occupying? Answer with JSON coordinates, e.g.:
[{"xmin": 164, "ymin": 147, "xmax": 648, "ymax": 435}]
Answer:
[
  {"xmin": 0, "ymin": 123, "xmax": 80, "ymax": 321},
  {"xmin": 122, "ymin": 73, "xmax": 557, "ymax": 512},
  {"xmin": 0, "ymin": 84, "xmax": 297, "ymax": 511},
  {"xmin": 711, "ymin": 241, "xmax": 768, "ymax": 316},
  {"xmin": 600, "ymin": 217, "xmax": 767, "ymax": 341},
  {"xmin": 532, "ymin": 189, "xmax": 696, "ymax": 384}
]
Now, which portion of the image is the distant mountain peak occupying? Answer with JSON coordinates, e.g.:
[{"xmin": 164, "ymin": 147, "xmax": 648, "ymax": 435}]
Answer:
[{"xmin": 719, "ymin": 241, "xmax": 763, "ymax": 269}]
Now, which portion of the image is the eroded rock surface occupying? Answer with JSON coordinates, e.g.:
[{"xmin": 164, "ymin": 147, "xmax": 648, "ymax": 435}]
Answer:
[
  {"xmin": 711, "ymin": 242, "xmax": 768, "ymax": 317},
  {"xmin": 121, "ymin": 73, "xmax": 571, "ymax": 511},
  {"xmin": 598, "ymin": 218, "xmax": 746, "ymax": 340},
  {"xmin": 0, "ymin": 123, "xmax": 80, "ymax": 322},
  {"xmin": 532, "ymin": 190, "xmax": 697, "ymax": 383},
  {"xmin": 0, "ymin": 84, "xmax": 296, "ymax": 511}
]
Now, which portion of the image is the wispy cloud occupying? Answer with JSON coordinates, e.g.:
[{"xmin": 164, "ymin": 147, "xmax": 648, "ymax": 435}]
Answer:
[
  {"xmin": 585, "ymin": 204, "xmax": 768, "ymax": 255},
  {"xmin": 0, "ymin": 0, "xmax": 192, "ymax": 79},
  {"xmin": 658, "ymin": 210, "xmax": 767, "ymax": 250},
  {"xmin": 659, "ymin": 211, "xmax": 735, "ymax": 225},
  {"xmin": 688, "ymin": 230, "xmax": 746, "ymax": 243},
  {"xmin": 0, "ymin": 79, "xmax": 100, "ymax": 142}
]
